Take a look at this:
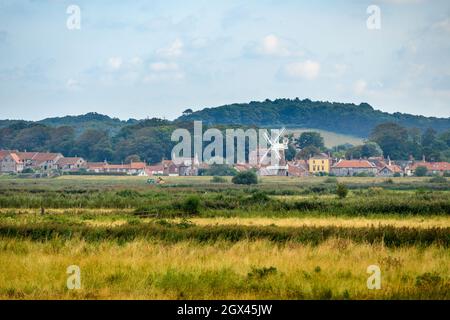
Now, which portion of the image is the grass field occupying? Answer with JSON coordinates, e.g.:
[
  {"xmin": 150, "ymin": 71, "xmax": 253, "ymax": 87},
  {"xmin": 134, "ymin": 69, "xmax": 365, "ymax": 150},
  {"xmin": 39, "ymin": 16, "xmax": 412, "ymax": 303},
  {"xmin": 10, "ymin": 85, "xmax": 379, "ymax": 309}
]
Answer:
[{"xmin": 0, "ymin": 175, "xmax": 449, "ymax": 300}]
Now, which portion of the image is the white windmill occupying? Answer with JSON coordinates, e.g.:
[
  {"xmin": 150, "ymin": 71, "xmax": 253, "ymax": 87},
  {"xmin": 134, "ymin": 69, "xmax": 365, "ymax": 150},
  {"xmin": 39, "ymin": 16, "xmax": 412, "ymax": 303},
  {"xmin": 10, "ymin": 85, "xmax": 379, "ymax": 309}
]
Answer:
[{"xmin": 259, "ymin": 128, "xmax": 289, "ymax": 166}]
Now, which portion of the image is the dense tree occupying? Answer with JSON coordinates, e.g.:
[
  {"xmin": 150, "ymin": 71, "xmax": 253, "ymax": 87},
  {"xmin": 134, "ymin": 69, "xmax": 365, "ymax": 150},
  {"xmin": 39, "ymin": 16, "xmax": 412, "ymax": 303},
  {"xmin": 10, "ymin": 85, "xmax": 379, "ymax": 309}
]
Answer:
[
  {"xmin": 177, "ymin": 98, "xmax": 450, "ymax": 137},
  {"xmin": 415, "ymin": 166, "xmax": 428, "ymax": 177},
  {"xmin": 369, "ymin": 123, "xmax": 409, "ymax": 160},
  {"xmin": 285, "ymin": 144, "xmax": 297, "ymax": 161},
  {"xmin": 125, "ymin": 154, "xmax": 141, "ymax": 164},
  {"xmin": 296, "ymin": 145, "xmax": 321, "ymax": 160},
  {"xmin": 232, "ymin": 170, "xmax": 258, "ymax": 185},
  {"xmin": 345, "ymin": 141, "xmax": 383, "ymax": 159},
  {"xmin": 296, "ymin": 132, "xmax": 325, "ymax": 150},
  {"xmin": 198, "ymin": 164, "xmax": 237, "ymax": 176},
  {"xmin": 421, "ymin": 128, "xmax": 447, "ymax": 161}
]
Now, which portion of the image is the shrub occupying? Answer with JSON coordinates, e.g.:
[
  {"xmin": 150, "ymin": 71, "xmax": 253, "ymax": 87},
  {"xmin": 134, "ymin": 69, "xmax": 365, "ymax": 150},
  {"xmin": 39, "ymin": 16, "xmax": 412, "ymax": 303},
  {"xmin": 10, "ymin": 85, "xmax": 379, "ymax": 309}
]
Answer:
[
  {"xmin": 415, "ymin": 272, "xmax": 442, "ymax": 288},
  {"xmin": 247, "ymin": 266, "xmax": 277, "ymax": 279},
  {"xmin": 393, "ymin": 172, "xmax": 401, "ymax": 177},
  {"xmin": 21, "ymin": 168, "xmax": 34, "ymax": 174},
  {"xmin": 444, "ymin": 171, "xmax": 450, "ymax": 177},
  {"xmin": 211, "ymin": 176, "xmax": 227, "ymax": 183},
  {"xmin": 336, "ymin": 183, "xmax": 348, "ymax": 199},
  {"xmin": 247, "ymin": 191, "xmax": 270, "ymax": 205},
  {"xmin": 384, "ymin": 178, "xmax": 394, "ymax": 184},
  {"xmin": 415, "ymin": 166, "xmax": 428, "ymax": 177},
  {"xmin": 182, "ymin": 196, "xmax": 201, "ymax": 215},
  {"xmin": 324, "ymin": 177, "xmax": 337, "ymax": 184},
  {"xmin": 232, "ymin": 171, "xmax": 258, "ymax": 185},
  {"xmin": 429, "ymin": 175, "xmax": 447, "ymax": 184}
]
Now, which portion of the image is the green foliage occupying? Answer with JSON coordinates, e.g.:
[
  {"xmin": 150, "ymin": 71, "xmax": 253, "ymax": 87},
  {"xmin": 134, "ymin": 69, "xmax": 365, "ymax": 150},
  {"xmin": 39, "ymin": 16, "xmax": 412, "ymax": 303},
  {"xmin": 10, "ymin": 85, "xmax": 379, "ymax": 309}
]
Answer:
[
  {"xmin": 182, "ymin": 196, "xmax": 201, "ymax": 215},
  {"xmin": 296, "ymin": 145, "xmax": 321, "ymax": 160},
  {"xmin": 370, "ymin": 123, "xmax": 409, "ymax": 160},
  {"xmin": 297, "ymin": 132, "xmax": 325, "ymax": 150},
  {"xmin": 199, "ymin": 164, "xmax": 237, "ymax": 177},
  {"xmin": 0, "ymin": 223, "xmax": 447, "ymax": 247},
  {"xmin": 177, "ymin": 98, "xmax": 450, "ymax": 138},
  {"xmin": 415, "ymin": 273, "xmax": 442, "ymax": 288},
  {"xmin": 415, "ymin": 166, "xmax": 428, "ymax": 177},
  {"xmin": 21, "ymin": 168, "xmax": 34, "ymax": 174},
  {"xmin": 232, "ymin": 171, "xmax": 258, "ymax": 185},
  {"xmin": 429, "ymin": 176, "xmax": 447, "ymax": 184},
  {"xmin": 211, "ymin": 176, "xmax": 227, "ymax": 183},
  {"xmin": 247, "ymin": 267, "xmax": 278, "ymax": 279},
  {"xmin": 336, "ymin": 183, "xmax": 349, "ymax": 199},
  {"xmin": 345, "ymin": 141, "xmax": 383, "ymax": 159}
]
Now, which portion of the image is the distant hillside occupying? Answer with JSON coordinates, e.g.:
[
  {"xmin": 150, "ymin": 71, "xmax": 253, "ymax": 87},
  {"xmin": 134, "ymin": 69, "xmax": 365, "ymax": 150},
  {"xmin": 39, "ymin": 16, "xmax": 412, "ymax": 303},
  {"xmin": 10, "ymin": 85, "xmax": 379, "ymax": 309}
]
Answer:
[
  {"xmin": 38, "ymin": 112, "xmax": 139, "ymax": 136},
  {"xmin": 176, "ymin": 99, "xmax": 450, "ymax": 138}
]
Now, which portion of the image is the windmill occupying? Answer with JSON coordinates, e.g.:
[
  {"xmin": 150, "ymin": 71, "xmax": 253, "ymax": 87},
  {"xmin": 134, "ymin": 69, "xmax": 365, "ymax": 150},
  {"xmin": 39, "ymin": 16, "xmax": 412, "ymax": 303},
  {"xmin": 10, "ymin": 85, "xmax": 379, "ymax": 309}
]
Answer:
[{"xmin": 259, "ymin": 128, "xmax": 288, "ymax": 165}]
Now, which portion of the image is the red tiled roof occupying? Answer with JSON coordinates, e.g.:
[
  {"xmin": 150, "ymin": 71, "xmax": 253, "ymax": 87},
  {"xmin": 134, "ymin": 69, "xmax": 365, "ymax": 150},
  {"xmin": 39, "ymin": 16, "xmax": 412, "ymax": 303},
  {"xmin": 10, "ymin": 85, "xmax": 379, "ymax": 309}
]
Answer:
[
  {"xmin": 16, "ymin": 152, "xmax": 61, "ymax": 162},
  {"xmin": 333, "ymin": 160, "xmax": 376, "ymax": 168},
  {"xmin": 0, "ymin": 150, "xmax": 18, "ymax": 160},
  {"xmin": 411, "ymin": 162, "xmax": 450, "ymax": 171},
  {"xmin": 16, "ymin": 152, "xmax": 38, "ymax": 160},
  {"xmin": 86, "ymin": 162, "xmax": 108, "ymax": 169},
  {"xmin": 9, "ymin": 153, "xmax": 21, "ymax": 163},
  {"xmin": 379, "ymin": 164, "xmax": 402, "ymax": 173}
]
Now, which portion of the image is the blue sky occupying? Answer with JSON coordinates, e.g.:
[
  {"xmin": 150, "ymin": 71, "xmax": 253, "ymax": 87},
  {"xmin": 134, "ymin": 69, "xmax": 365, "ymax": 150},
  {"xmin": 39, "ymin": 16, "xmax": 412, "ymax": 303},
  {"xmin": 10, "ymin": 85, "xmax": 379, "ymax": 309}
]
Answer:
[{"xmin": 0, "ymin": 0, "xmax": 449, "ymax": 120}]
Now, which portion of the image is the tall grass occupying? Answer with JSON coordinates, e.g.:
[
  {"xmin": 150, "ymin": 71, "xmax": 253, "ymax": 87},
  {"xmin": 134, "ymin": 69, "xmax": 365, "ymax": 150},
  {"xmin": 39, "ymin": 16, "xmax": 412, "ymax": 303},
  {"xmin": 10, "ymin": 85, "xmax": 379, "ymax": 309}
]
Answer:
[
  {"xmin": 0, "ymin": 239, "xmax": 448, "ymax": 299},
  {"xmin": 0, "ymin": 222, "xmax": 448, "ymax": 247}
]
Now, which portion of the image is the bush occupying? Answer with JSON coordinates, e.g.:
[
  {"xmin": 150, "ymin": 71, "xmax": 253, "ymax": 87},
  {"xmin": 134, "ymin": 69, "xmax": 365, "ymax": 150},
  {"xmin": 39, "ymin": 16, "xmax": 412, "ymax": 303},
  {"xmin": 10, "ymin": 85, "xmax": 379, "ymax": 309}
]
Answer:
[
  {"xmin": 429, "ymin": 175, "xmax": 447, "ymax": 184},
  {"xmin": 444, "ymin": 171, "xmax": 450, "ymax": 177},
  {"xmin": 247, "ymin": 266, "xmax": 277, "ymax": 279},
  {"xmin": 393, "ymin": 172, "xmax": 401, "ymax": 177},
  {"xmin": 21, "ymin": 168, "xmax": 34, "ymax": 174},
  {"xmin": 182, "ymin": 196, "xmax": 201, "ymax": 215},
  {"xmin": 324, "ymin": 177, "xmax": 337, "ymax": 184},
  {"xmin": 415, "ymin": 166, "xmax": 428, "ymax": 177},
  {"xmin": 336, "ymin": 183, "xmax": 348, "ymax": 199},
  {"xmin": 211, "ymin": 176, "xmax": 227, "ymax": 183},
  {"xmin": 232, "ymin": 171, "xmax": 258, "ymax": 185}
]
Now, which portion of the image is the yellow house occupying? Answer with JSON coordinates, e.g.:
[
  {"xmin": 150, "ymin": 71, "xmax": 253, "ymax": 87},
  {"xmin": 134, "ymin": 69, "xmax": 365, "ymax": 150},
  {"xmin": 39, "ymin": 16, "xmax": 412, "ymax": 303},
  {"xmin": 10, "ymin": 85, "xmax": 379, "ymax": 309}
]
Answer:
[{"xmin": 308, "ymin": 154, "xmax": 330, "ymax": 174}]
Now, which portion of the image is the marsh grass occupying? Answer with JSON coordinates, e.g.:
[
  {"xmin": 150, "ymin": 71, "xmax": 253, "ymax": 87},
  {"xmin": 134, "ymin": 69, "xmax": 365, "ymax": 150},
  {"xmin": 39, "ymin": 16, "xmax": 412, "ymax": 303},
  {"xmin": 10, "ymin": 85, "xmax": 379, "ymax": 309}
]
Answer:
[{"xmin": 0, "ymin": 239, "xmax": 448, "ymax": 300}]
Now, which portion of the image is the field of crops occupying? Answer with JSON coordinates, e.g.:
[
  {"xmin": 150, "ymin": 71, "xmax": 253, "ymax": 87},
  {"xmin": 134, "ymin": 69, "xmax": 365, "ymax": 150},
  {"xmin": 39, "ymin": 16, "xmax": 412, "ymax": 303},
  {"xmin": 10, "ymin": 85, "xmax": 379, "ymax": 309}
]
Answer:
[{"xmin": 0, "ymin": 175, "xmax": 449, "ymax": 299}]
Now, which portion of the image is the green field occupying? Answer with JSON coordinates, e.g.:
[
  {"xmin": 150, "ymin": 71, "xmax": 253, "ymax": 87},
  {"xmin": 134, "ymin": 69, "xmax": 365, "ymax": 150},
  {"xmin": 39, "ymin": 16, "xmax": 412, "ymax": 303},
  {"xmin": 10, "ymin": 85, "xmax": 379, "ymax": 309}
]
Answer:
[{"xmin": 0, "ymin": 175, "xmax": 449, "ymax": 299}]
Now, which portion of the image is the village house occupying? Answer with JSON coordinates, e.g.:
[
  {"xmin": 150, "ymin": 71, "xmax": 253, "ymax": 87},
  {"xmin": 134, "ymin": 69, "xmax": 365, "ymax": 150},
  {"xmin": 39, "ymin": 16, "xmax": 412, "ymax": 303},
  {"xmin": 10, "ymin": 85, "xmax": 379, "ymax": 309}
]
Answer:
[
  {"xmin": 407, "ymin": 161, "xmax": 450, "ymax": 176},
  {"xmin": 308, "ymin": 153, "xmax": 331, "ymax": 175},
  {"xmin": 86, "ymin": 161, "xmax": 148, "ymax": 176},
  {"xmin": 16, "ymin": 152, "xmax": 63, "ymax": 171},
  {"xmin": 0, "ymin": 151, "xmax": 24, "ymax": 173},
  {"xmin": 56, "ymin": 157, "xmax": 86, "ymax": 171},
  {"xmin": 287, "ymin": 160, "xmax": 309, "ymax": 177},
  {"xmin": 331, "ymin": 159, "xmax": 378, "ymax": 176}
]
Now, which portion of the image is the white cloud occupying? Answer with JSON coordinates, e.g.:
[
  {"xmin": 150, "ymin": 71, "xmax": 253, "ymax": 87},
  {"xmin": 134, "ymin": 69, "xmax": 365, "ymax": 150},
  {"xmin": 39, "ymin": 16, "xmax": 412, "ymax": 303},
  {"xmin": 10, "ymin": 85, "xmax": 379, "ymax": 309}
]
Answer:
[
  {"xmin": 66, "ymin": 78, "xmax": 81, "ymax": 91},
  {"xmin": 246, "ymin": 34, "xmax": 302, "ymax": 58},
  {"xmin": 283, "ymin": 60, "xmax": 320, "ymax": 80},
  {"xmin": 432, "ymin": 18, "xmax": 450, "ymax": 33},
  {"xmin": 354, "ymin": 80, "xmax": 368, "ymax": 95},
  {"xmin": 157, "ymin": 39, "xmax": 183, "ymax": 58},
  {"xmin": 262, "ymin": 34, "xmax": 287, "ymax": 56},
  {"xmin": 150, "ymin": 62, "xmax": 179, "ymax": 72},
  {"xmin": 130, "ymin": 57, "xmax": 143, "ymax": 67},
  {"xmin": 108, "ymin": 57, "xmax": 123, "ymax": 70}
]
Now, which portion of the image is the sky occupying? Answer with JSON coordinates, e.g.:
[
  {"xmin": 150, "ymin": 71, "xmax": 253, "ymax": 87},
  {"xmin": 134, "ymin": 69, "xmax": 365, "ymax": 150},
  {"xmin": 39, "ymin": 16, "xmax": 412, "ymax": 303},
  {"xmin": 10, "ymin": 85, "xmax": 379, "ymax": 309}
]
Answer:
[{"xmin": 0, "ymin": 0, "xmax": 449, "ymax": 121}]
